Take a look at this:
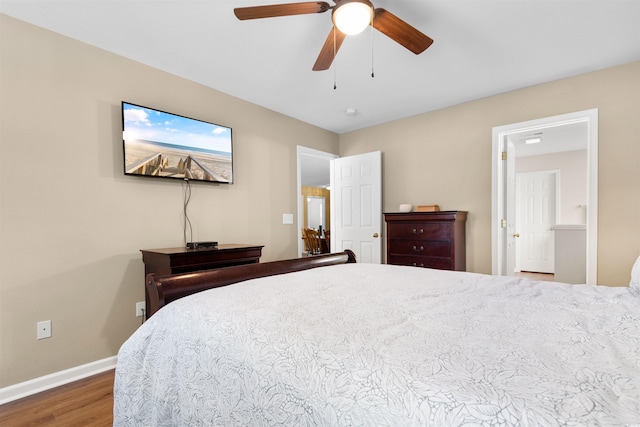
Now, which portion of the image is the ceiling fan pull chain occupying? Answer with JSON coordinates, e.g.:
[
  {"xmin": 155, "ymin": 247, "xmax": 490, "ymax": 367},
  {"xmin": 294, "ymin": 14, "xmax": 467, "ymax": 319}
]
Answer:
[
  {"xmin": 333, "ymin": 26, "xmax": 338, "ymax": 89},
  {"xmin": 370, "ymin": 22, "xmax": 375, "ymax": 78}
]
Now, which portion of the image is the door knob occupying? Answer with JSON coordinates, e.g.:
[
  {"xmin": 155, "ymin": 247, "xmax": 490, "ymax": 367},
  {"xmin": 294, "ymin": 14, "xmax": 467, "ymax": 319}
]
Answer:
[
  {"xmin": 373, "ymin": 233, "xmax": 379, "ymax": 238},
  {"xmin": 513, "ymin": 233, "xmax": 520, "ymax": 238}
]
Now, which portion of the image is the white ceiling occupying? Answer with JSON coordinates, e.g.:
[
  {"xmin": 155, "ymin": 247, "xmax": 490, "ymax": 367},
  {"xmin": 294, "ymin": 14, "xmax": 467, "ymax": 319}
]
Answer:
[{"xmin": 2, "ymin": 0, "xmax": 639, "ymax": 135}]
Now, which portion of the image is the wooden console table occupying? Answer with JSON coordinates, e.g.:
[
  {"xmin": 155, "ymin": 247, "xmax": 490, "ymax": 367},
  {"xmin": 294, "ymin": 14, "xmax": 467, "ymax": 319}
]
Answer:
[{"xmin": 140, "ymin": 244, "xmax": 264, "ymax": 317}]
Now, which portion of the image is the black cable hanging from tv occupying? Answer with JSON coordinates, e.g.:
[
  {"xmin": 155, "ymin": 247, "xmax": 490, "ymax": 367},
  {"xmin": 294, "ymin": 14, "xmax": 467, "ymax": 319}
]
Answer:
[{"xmin": 182, "ymin": 179, "xmax": 193, "ymax": 246}]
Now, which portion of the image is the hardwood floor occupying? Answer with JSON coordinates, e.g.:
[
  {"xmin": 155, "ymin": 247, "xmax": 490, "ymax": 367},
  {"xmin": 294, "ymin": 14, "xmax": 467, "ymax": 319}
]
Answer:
[
  {"xmin": 514, "ymin": 271, "xmax": 556, "ymax": 281},
  {"xmin": 0, "ymin": 370, "xmax": 114, "ymax": 426}
]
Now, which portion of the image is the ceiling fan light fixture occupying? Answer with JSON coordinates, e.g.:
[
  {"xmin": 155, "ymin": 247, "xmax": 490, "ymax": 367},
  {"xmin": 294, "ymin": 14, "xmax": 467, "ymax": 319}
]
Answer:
[{"xmin": 332, "ymin": 0, "xmax": 373, "ymax": 35}]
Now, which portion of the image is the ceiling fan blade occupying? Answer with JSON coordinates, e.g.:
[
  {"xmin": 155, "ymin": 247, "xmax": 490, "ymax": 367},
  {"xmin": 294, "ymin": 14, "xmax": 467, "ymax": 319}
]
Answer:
[
  {"xmin": 312, "ymin": 27, "xmax": 347, "ymax": 71},
  {"xmin": 372, "ymin": 8, "xmax": 433, "ymax": 54},
  {"xmin": 234, "ymin": 2, "xmax": 331, "ymax": 20}
]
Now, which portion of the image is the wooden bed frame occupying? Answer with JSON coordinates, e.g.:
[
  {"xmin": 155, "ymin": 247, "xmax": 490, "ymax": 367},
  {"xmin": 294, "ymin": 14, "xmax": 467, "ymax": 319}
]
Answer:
[{"xmin": 145, "ymin": 250, "xmax": 357, "ymax": 317}]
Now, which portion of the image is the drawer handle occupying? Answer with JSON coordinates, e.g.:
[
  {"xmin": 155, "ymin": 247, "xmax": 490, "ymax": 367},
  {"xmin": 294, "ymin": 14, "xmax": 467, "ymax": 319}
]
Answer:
[
  {"xmin": 412, "ymin": 228, "xmax": 424, "ymax": 234},
  {"xmin": 412, "ymin": 245, "xmax": 424, "ymax": 252}
]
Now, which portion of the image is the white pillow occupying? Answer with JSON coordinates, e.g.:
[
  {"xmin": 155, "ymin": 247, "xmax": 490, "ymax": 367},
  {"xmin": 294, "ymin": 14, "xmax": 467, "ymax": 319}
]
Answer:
[{"xmin": 630, "ymin": 255, "xmax": 640, "ymax": 295}]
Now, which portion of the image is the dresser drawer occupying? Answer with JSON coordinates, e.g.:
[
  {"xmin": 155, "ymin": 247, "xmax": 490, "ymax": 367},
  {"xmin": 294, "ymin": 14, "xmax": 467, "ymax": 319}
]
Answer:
[
  {"xmin": 387, "ymin": 254, "xmax": 453, "ymax": 270},
  {"xmin": 387, "ymin": 222, "xmax": 451, "ymax": 240},
  {"xmin": 388, "ymin": 239, "xmax": 451, "ymax": 257}
]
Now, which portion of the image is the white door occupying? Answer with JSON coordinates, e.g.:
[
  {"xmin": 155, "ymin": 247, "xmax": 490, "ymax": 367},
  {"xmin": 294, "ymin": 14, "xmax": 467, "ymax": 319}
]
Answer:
[
  {"xmin": 330, "ymin": 151, "xmax": 382, "ymax": 263},
  {"xmin": 516, "ymin": 171, "xmax": 557, "ymax": 273}
]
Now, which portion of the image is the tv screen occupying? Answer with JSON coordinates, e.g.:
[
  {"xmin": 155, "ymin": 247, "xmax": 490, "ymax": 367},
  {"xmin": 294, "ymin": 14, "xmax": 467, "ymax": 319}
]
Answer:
[{"xmin": 122, "ymin": 102, "xmax": 233, "ymax": 184}]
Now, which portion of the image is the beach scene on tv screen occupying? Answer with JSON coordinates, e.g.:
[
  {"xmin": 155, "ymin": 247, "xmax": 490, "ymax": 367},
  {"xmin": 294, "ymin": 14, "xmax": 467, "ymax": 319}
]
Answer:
[{"xmin": 123, "ymin": 103, "xmax": 233, "ymax": 183}]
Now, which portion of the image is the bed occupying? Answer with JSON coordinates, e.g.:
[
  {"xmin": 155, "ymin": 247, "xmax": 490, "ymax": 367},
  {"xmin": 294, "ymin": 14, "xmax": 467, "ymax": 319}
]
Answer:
[{"xmin": 114, "ymin": 251, "xmax": 640, "ymax": 425}]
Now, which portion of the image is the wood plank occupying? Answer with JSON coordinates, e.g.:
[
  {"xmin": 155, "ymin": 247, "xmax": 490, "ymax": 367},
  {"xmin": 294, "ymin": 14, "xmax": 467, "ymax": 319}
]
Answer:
[{"xmin": 0, "ymin": 370, "xmax": 114, "ymax": 426}]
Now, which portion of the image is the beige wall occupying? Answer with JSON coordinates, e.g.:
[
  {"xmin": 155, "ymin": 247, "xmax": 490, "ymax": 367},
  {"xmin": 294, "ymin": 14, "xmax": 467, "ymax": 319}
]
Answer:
[
  {"xmin": 339, "ymin": 61, "xmax": 640, "ymax": 285},
  {"xmin": 0, "ymin": 15, "xmax": 339, "ymax": 387}
]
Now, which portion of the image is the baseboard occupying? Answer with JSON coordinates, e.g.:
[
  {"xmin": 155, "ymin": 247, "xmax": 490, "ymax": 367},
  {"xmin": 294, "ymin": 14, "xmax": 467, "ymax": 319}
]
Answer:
[{"xmin": 0, "ymin": 356, "xmax": 117, "ymax": 405}]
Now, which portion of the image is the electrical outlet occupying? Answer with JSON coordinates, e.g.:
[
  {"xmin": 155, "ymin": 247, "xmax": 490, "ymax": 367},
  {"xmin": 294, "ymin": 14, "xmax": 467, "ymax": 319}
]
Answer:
[
  {"xmin": 136, "ymin": 301, "xmax": 146, "ymax": 317},
  {"xmin": 37, "ymin": 320, "xmax": 52, "ymax": 340}
]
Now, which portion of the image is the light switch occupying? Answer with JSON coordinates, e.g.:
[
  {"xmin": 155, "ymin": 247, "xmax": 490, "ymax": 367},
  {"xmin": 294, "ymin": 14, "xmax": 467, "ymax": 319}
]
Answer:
[{"xmin": 282, "ymin": 213, "xmax": 294, "ymax": 225}]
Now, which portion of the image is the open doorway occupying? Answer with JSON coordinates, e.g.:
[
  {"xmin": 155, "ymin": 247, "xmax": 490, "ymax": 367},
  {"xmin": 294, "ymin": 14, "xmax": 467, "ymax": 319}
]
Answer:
[
  {"xmin": 296, "ymin": 147, "xmax": 383, "ymax": 262},
  {"xmin": 492, "ymin": 109, "xmax": 598, "ymax": 285},
  {"xmin": 296, "ymin": 146, "xmax": 338, "ymax": 257}
]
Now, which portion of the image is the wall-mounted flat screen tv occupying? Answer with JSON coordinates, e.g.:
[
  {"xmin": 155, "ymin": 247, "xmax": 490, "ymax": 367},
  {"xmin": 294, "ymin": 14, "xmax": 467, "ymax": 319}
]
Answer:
[{"xmin": 122, "ymin": 101, "xmax": 233, "ymax": 184}]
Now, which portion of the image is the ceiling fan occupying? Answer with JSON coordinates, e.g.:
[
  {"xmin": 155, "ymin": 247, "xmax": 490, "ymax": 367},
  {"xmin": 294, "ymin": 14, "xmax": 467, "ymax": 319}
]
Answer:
[{"xmin": 234, "ymin": 0, "xmax": 434, "ymax": 71}]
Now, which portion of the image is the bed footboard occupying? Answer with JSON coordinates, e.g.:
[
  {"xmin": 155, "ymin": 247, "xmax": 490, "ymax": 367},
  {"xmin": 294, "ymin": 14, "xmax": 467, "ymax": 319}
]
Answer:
[{"xmin": 146, "ymin": 250, "xmax": 357, "ymax": 317}]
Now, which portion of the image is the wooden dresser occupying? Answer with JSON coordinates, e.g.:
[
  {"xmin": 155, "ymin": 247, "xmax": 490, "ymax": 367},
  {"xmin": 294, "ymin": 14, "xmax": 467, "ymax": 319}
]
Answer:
[
  {"xmin": 384, "ymin": 211, "xmax": 467, "ymax": 271},
  {"xmin": 140, "ymin": 244, "xmax": 264, "ymax": 317}
]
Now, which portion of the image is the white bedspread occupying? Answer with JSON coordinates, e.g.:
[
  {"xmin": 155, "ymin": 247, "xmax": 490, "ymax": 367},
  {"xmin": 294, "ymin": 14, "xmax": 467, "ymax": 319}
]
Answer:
[{"xmin": 114, "ymin": 264, "xmax": 640, "ymax": 426}]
